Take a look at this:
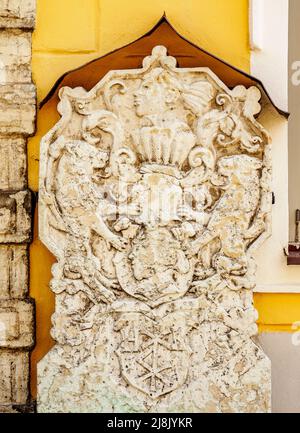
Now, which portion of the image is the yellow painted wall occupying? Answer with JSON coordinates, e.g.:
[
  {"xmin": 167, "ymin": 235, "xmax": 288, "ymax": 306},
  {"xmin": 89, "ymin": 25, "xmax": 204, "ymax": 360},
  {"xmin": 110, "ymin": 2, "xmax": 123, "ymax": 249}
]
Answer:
[{"xmin": 28, "ymin": 0, "xmax": 300, "ymax": 396}]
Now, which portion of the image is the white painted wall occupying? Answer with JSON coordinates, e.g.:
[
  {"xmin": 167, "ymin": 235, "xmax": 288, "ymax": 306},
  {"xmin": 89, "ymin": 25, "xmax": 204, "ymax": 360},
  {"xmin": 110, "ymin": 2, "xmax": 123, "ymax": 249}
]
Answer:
[
  {"xmin": 254, "ymin": 109, "xmax": 300, "ymax": 292},
  {"xmin": 259, "ymin": 333, "xmax": 300, "ymax": 413},
  {"xmin": 250, "ymin": 0, "xmax": 289, "ymax": 111},
  {"xmin": 250, "ymin": 0, "xmax": 300, "ymax": 292},
  {"xmin": 288, "ymin": 0, "xmax": 300, "ymax": 242}
]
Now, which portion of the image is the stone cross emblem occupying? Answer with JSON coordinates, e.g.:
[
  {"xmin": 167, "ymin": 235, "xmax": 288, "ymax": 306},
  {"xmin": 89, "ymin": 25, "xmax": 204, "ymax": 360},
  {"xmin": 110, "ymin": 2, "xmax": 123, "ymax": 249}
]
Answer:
[{"xmin": 38, "ymin": 46, "xmax": 271, "ymax": 412}]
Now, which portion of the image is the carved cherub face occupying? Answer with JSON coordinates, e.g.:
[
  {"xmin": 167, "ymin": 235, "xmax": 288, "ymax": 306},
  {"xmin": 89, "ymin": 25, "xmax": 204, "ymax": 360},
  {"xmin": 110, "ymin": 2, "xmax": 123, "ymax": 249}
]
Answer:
[
  {"xmin": 133, "ymin": 69, "xmax": 179, "ymax": 117},
  {"xmin": 134, "ymin": 80, "xmax": 165, "ymax": 116}
]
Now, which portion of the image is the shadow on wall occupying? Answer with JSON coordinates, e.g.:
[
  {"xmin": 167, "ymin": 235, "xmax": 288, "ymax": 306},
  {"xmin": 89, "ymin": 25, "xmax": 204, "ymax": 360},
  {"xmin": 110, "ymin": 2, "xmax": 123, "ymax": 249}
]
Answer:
[{"xmin": 259, "ymin": 333, "xmax": 300, "ymax": 413}]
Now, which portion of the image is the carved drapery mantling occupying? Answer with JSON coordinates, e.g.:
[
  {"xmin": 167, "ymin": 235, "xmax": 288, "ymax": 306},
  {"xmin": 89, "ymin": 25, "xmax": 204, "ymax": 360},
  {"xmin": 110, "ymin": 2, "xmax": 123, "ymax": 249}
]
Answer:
[{"xmin": 38, "ymin": 46, "xmax": 271, "ymax": 412}]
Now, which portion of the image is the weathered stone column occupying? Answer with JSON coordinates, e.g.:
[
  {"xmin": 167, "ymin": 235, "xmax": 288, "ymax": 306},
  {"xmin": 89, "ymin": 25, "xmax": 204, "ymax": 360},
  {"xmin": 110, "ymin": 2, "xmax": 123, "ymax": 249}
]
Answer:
[{"xmin": 0, "ymin": 0, "xmax": 35, "ymax": 413}]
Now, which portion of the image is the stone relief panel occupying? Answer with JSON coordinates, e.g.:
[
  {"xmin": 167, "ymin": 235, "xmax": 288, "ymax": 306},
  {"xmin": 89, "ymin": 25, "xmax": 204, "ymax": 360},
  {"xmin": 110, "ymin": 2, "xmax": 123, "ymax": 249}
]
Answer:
[{"xmin": 38, "ymin": 46, "xmax": 272, "ymax": 412}]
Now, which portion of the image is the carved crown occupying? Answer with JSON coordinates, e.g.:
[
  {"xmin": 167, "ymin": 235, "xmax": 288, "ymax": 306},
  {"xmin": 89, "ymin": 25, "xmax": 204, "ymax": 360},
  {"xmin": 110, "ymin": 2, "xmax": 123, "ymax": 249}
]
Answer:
[{"xmin": 131, "ymin": 123, "xmax": 196, "ymax": 168}]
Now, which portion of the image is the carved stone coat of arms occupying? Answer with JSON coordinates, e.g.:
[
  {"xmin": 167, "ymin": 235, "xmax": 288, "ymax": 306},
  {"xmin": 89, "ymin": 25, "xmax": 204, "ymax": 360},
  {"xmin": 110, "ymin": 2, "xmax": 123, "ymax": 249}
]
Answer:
[{"xmin": 38, "ymin": 46, "xmax": 271, "ymax": 412}]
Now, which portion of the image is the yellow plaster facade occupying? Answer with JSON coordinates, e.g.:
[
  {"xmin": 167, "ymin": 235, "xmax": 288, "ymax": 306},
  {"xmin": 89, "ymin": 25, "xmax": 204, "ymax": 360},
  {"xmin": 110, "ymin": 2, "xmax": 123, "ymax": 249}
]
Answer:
[{"xmin": 28, "ymin": 0, "xmax": 300, "ymax": 395}]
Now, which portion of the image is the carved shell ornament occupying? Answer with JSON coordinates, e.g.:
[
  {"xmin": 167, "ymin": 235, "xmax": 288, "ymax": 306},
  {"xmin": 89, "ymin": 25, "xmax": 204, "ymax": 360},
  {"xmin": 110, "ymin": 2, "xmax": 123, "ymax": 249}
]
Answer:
[{"xmin": 38, "ymin": 46, "xmax": 271, "ymax": 410}]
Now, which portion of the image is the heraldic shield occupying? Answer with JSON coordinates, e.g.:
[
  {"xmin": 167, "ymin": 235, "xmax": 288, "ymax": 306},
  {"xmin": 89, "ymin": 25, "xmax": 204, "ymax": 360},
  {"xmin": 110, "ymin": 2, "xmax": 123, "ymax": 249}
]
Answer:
[
  {"xmin": 38, "ymin": 45, "xmax": 272, "ymax": 412},
  {"xmin": 115, "ymin": 306, "xmax": 195, "ymax": 399}
]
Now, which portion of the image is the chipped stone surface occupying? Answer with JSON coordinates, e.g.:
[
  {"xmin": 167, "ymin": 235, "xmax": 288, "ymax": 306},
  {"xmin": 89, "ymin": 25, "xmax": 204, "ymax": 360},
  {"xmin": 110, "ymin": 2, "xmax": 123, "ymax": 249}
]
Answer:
[
  {"xmin": 0, "ymin": 299, "xmax": 34, "ymax": 349},
  {"xmin": 0, "ymin": 137, "xmax": 27, "ymax": 189},
  {"xmin": 0, "ymin": 0, "xmax": 35, "ymax": 29},
  {"xmin": 0, "ymin": 30, "xmax": 31, "ymax": 83},
  {"xmin": 0, "ymin": 402, "xmax": 35, "ymax": 413},
  {"xmin": 38, "ymin": 46, "xmax": 272, "ymax": 413},
  {"xmin": 0, "ymin": 0, "xmax": 35, "ymax": 413},
  {"xmin": 0, "ymin": 190, "xmax": 32, "ymax": 243},
  {"xmin": 0, "ymin": 84, "xmax": 35, "ymax": 135},
  {"xmin": 0, "ymin": 246, "xmax": 28, "ymax": 299},
  {"xmin": 0, "ymin": 404, "xmax": 19, "ymax": 413},
  {"xmin": 0, "ymin": 350, "xmax": 29, "ymax": 404}
]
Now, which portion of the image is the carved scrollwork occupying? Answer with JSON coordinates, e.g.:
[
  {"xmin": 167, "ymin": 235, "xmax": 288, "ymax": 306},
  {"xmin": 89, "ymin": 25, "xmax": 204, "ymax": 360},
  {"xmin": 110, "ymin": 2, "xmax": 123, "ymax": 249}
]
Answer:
[{"xmin": 38, "ymin": 46, "xmax": 271, "ymax": 413}]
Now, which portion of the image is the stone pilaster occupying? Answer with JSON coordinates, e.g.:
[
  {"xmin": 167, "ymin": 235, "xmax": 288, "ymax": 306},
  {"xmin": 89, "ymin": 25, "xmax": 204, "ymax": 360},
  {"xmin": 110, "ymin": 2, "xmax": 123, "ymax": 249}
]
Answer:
[{"xmin": 0, "ymin": 0, "xmax": 35, "ymax": 413}]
